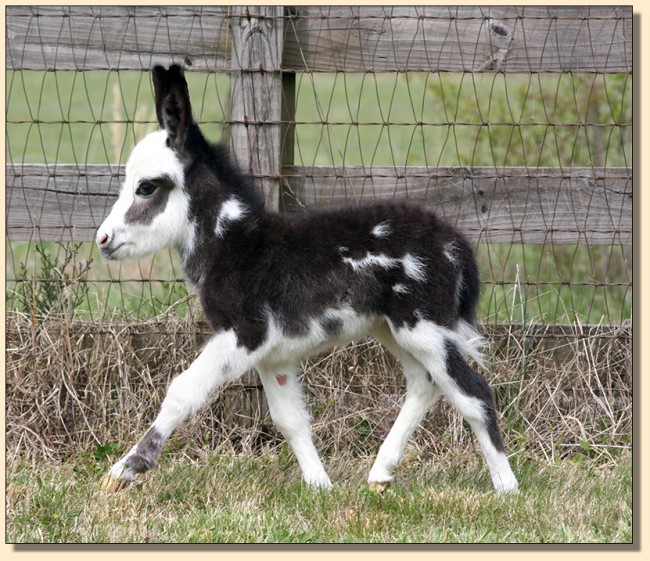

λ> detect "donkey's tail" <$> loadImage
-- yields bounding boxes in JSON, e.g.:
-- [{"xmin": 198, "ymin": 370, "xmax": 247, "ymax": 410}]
[{"xmin": 457, "ymin": 242, "xmax": 481, "ymax": 327}]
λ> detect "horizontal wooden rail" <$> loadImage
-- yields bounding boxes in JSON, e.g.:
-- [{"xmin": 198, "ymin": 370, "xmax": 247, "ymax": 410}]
[
  {"xmin": 5, "ymin": 6, "xmax": 232, "ymax": 72},
  {"xmin": 282, "ymin": 165, "xmax": 632, "ymax": 244},
  {"xmin": 6, "ymin": 164, "xmax": 631, "ymax": 245},
  {"xmin": 283, "ymin": 6, "xmax": 632, "ymax": 73},
  {"xmin": 7, "ymin": 6, "xmax": 632, "ymax": 74},
  {"xmin": 6, "ymin": 164, "xmax": 122, "ymax": 242}
]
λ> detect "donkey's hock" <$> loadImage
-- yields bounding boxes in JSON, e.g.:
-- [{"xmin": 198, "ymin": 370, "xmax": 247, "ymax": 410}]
[{"xmin": 97, "ymin": 65, "xmax": 518, "ymax": 495}]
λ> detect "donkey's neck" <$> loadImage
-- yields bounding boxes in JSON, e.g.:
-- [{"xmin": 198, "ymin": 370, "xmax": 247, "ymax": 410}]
[
  {"xmin": 179, "ymin": 188, "xmax": 266, "ymax": 289},
  {"xmin": 170, "ymin": 130, "xmax": 267, "ymax": 288},
  {"xmin": 177, "ymin": 222, "xmax": 203, "ymax": 288}
]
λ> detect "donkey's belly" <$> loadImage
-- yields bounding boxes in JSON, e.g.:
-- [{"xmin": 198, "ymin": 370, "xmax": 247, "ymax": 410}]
[{"xmin": 257, "ymin": 308, "xmax": 380, "ymax": 367}]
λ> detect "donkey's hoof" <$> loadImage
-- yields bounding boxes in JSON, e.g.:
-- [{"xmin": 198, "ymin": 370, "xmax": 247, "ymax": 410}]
[
  {"xmin": 100, "ymin": 473, "xmax": 130, "ymax": 492},
  {"xmin": 368, "ymin": 481, "xmax": 392, "ymax": 494}
]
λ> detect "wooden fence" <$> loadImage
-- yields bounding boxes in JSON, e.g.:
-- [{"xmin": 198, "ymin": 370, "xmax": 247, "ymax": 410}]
[
  {"xmin": 6, "ymin": 5, "xmax": 632, "ymax": 247},
  {"xmin": 4, "ymin": 5, "xmax": 633, "ymax": 461}
]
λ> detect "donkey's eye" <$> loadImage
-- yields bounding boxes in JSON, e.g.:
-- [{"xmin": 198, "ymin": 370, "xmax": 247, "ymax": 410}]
[{"xmin": 136, "ymin": 182, "xmax": 157, "ymax": 197}]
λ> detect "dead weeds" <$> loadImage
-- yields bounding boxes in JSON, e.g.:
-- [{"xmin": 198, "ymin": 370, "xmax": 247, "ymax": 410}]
[{"xmin": 5, "ymin": 312, "xmax": 632, "ymax": 467}]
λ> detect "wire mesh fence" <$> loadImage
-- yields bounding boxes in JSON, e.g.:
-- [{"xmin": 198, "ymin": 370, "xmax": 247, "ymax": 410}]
[
  {"xmin": 5, "ymin": 6, "xmax": 633, "ymax": 461},
  {"xmin": 6, "ymin": 5, "xmax": 632, "ymax": 327}
]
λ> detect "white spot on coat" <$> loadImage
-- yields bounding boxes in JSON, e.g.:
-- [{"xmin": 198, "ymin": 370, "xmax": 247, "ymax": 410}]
[
  {"xmin": 343, "ymin": 252, "xmax": 427, "ymax": 283},
  {"xmin": 343, "ymin": 252, "xmax": 400, "ymax": 274},
  {"xmin": 372, "ymin": 221, "xmax": 392, "ymax": 238},
  {"xmin": 402, "ymin": 253, "xmax": 427, "ymax": 282},
  {"xmin": 215, "ymin": 197, "xmax": 248, "ymax": 238},
  {"xmin": 392, "ymin": 283, "xmax": 410, "ymax": 295},
  {"xmin": 444, "ymin": 240, "xmax": 460, "ymax": 266}
]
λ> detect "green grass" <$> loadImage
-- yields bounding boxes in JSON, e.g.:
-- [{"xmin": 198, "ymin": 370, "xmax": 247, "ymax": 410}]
[
  {"xmin": 475, "ymin": 242, "xmax": 632, "ymax": 325},
  {"xmin": 6, "ymin": 450, "xmax": 632, "ymax": 543},
  {"xmin": 293, "ymin": 72, "xmax": 631, "ymax": 168},
  {"xmin": 6, "ymin": 70, "xmax": 229, "ymax": 165},
  {"xmin": 5, "ymin": 240, "xmax": 192, "ymax": 321},
  {"xmin": 7, "ymin": 70, "xmax": 631, "ymax": 168}
]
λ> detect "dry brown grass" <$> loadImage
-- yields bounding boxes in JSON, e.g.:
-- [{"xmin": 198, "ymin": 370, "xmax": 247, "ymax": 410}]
[{"xmin": 5, "ymin": 311, "xmax": 631, "ymax": 467}]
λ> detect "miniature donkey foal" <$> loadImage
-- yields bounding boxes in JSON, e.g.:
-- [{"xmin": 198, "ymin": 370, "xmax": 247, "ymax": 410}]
[{"xmin": 97, "ymin": 65, "xmax": 518, "ymax": 494}]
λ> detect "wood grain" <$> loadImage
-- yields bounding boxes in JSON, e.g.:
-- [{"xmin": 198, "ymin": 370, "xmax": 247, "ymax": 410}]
[
  {"xmin": 6, "ymin": 5, "xmax": 632, "ymax": 246},
  {"xmin": 229, "ymin": 6, "xmax": 289, "ymax": 210},
  {"xmin": 282, "ymin": 165, "xmax": 632, "ymax": 245},
  {"xmin": 7, "ymin": 6, "xmax": 632, "ymax": 74},
  {"xmin": 6, "ymin": 164, "xmax": 122, "ymax": 242},
  {"xmin": 6, "ymin": 6, "xmax": 232, "ymax": 72},
  {"xmin": 6, "ymin": 164, "xmax": 631, "ymax": 245},
  {"xmin": 282, "ymin": 6, "xmax": 632, "ymax": 73}
]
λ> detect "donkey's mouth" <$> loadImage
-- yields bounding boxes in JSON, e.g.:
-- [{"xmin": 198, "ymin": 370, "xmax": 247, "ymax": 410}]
[{"xmin": 100, "ymin": 242, "xmax": 127, "ymax": 260}]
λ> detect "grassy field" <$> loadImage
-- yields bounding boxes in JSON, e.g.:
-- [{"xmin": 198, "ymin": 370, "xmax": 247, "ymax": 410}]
[
  {"xmin": 6, "ymin": 449, "xmax": 632, "ymax": 544},
  {"xmin": 5, "ymin": 308, "xmax": 632, "ymax": 544},
  {"xmin": 5, "ymin": 69, "xmax": 633, "ymax": 544},
  {"xmin": 6, "ymin": 70, "xmax": 631, "ymax": 168}
]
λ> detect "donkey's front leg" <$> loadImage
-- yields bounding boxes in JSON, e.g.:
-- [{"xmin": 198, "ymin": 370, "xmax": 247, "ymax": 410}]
[
  {"xmin": 101, "ymin": 330, "xmax": 253, "ymax": 491},
  {"xmin": 257, "ymin": 366, "xmax": 332, "ymax": 489}
]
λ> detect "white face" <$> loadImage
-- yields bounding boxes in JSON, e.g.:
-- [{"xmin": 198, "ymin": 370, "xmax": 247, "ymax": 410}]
[{"xmin": 96, "ymin": 130, "xmax": 195, "ymax": 260}]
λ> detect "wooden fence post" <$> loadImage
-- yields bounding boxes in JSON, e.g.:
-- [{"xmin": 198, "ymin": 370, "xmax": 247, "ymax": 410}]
[
  {"xmin": 226, "ymin": 6, "xmax": 294, "ymax": 429},
  {"xmin": 229, "ymin": 5, "xmax": 293, "ymax": 211}
]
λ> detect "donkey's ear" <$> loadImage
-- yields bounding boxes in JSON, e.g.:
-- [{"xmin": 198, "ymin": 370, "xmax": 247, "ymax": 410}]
[{"xmin": 152, "ymin": 65, "xmax": 192, "ymax": 152}]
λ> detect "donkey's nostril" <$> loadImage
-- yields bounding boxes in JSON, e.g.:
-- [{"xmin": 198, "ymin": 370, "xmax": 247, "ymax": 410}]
[{"xmin": 98, "ymin": 232, "xmax": 109, "ymax": 246}]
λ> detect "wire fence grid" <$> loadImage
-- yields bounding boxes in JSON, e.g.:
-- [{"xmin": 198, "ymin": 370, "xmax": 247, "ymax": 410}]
[
  {"xmin": 5, "ymin": 5, "xmax": 632, "ymax": 331},
  {"xmin": 4, "ymin": 6, "xmax": 633, "ymax": 461}
]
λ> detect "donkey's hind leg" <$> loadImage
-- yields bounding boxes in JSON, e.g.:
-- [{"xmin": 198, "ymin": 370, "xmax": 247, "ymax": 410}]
[
  {"xmin": 367, "ymin": 325, "xmax": 442, "ymax": 491},
  {"xmin": 389, "ymin": 320, "xmax": 518, "ymax": 494},
  {"xmin": 257, "ymin": 365, "xmax": 332, "ymax": 489},
  {"xmin": 443, "ymin": 341, "xmax": 518, "ymax": 493}
]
